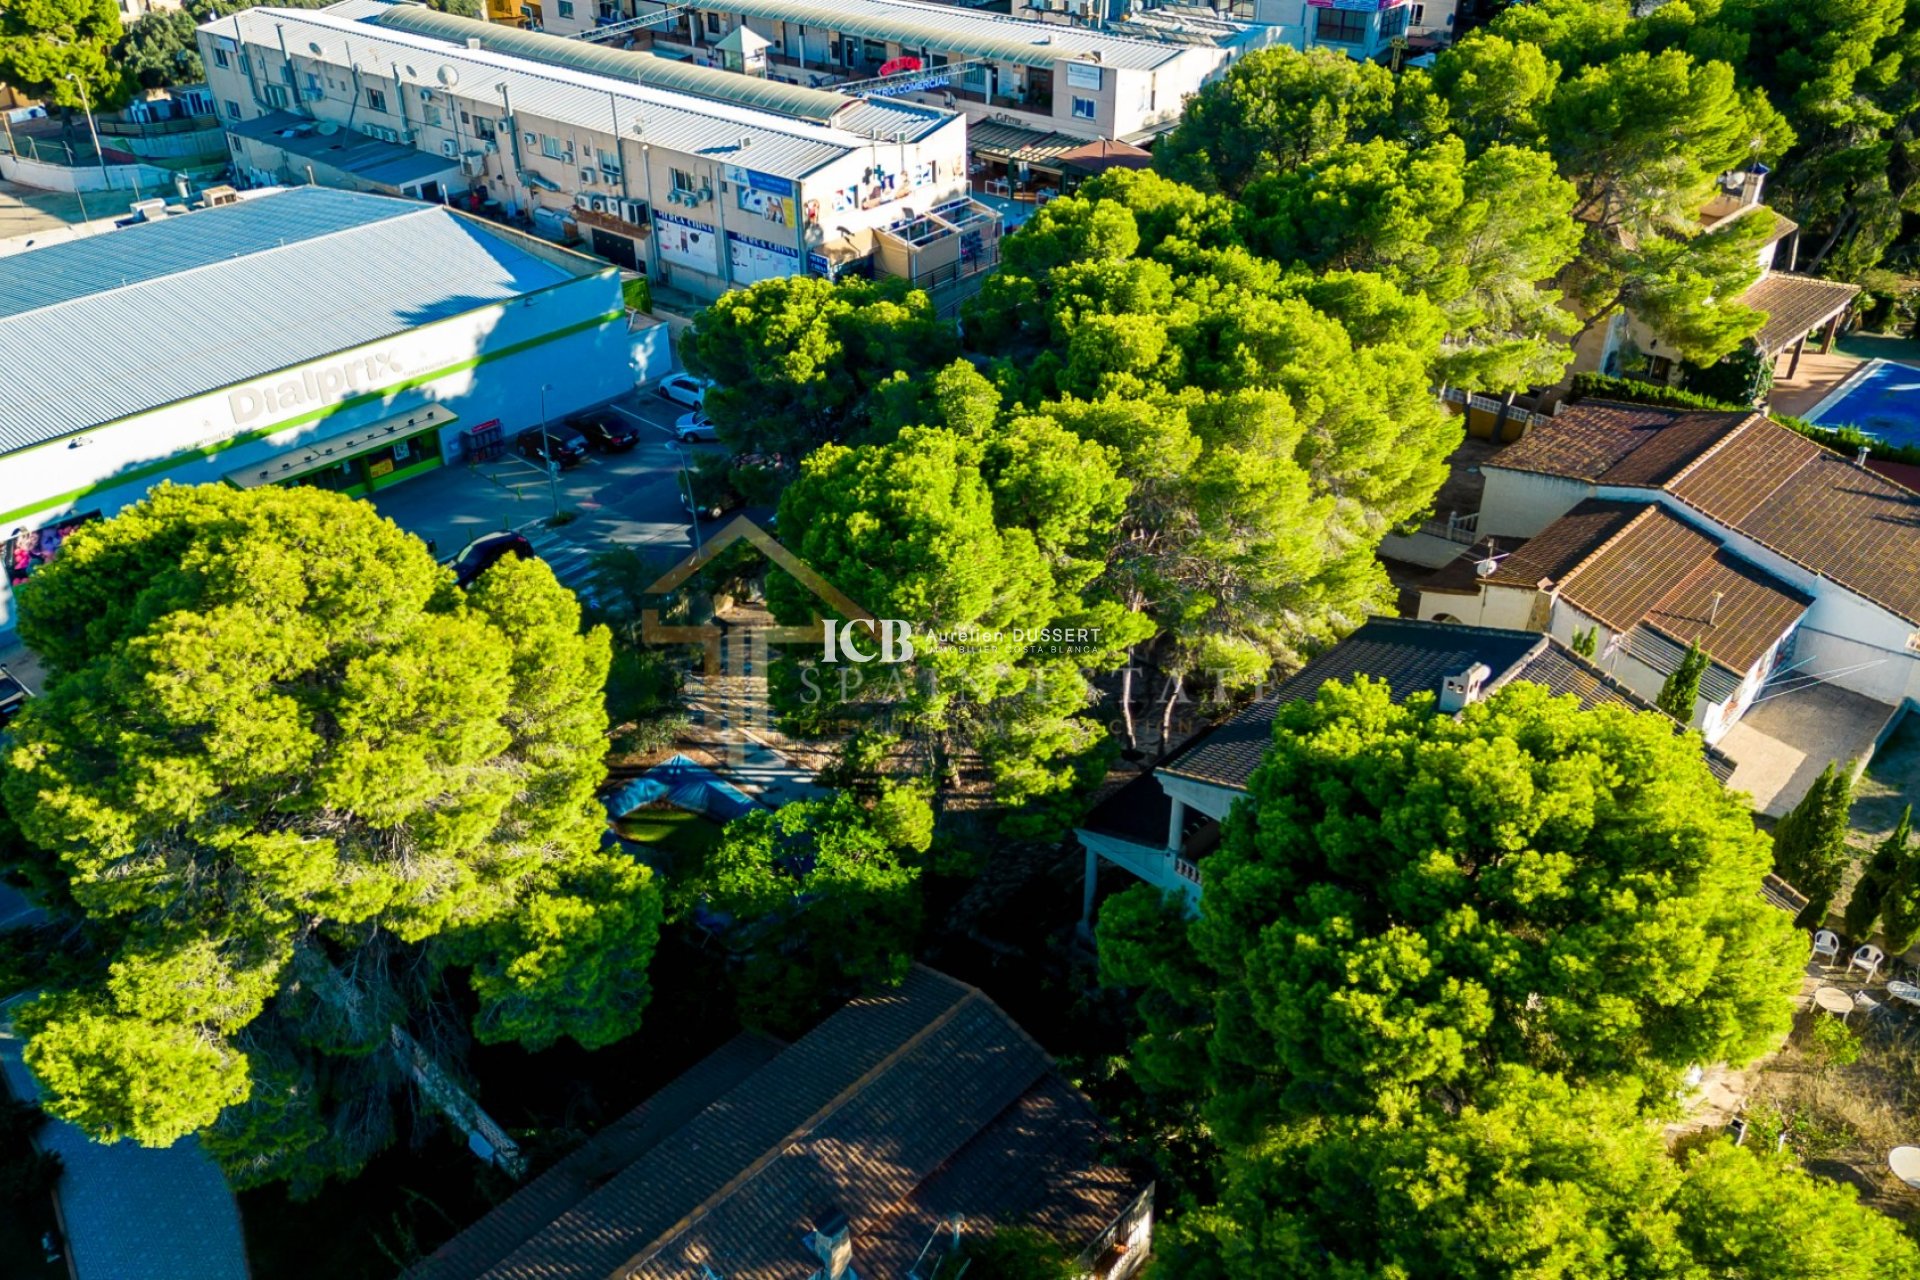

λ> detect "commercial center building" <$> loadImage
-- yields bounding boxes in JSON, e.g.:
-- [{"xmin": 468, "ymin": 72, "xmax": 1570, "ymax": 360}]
[
  {"xmin": 0, "ymin": 185, "xmax": 660, "ymax": 633},
  {"xmin": 200, "ymin": 2, "xmax": 992, "ymax": 297}
]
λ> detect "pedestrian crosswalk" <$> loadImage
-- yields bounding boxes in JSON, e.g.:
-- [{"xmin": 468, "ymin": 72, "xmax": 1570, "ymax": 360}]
[{"xmin": 520, "ymin": 526, "xmax": 601, "ymax": 604}]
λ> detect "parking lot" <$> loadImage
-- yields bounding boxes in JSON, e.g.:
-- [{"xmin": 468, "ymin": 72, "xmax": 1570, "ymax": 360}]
[{"xmin": 368, "ymin": 384, "xmax": 723, "ymax": 595}]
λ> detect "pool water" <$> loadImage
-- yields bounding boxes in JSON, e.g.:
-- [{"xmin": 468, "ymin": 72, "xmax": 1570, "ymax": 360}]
[{"xmin": 1810, "ymin": 359, "xmax": 1920, "ymax": 447}]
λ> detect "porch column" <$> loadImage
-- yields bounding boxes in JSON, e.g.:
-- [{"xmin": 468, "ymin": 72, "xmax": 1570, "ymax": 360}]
[
  {"xmin": 1165, "ymin": 796, "xmax": 1186, "ymax": 853},
  {"xmin": 1787, "ymin": 335, "xmax": 1806, "ymax": 380},
  {"xmin": 1821, "ymin": 312, "xmax": 1843, "ymax": 354}
]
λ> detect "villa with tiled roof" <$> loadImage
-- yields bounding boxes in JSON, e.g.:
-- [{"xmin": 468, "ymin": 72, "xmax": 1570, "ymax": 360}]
[{"xmin": 1418, "ymin": 398, "xmax": 1920, "ymax": 738}]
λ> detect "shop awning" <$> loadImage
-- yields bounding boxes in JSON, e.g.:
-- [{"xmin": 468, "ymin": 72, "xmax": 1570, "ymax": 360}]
[
  {"xmin": 226, "ymin": 404, "xmax": 456, "ymax": 489},
  {"xmin": 967, "ymin": 121, "xmax": 1083, "ymax": 171}
]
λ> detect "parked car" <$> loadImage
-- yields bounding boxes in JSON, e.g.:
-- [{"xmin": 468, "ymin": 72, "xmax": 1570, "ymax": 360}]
[
  {"xmin": 570, "ymin": 412, "xmax": 640, "ymax": 453},
  {"xmin": 451, "ymin": 532, "xmax": 535, "ymax": 588},
  {"xmin": 674, "ymin": 411, "xmax": 719, "ymax": 443},
  {"xmin": 515, "ymin": 423, "xmax": 589, "ymax": 468},
  {"xmin": 0, "ymin": 665, "xmax": 31, "ymax": 728},
  {"xmin": 656, "ymin": 373, "xmax": 711, "ymax": 408}
]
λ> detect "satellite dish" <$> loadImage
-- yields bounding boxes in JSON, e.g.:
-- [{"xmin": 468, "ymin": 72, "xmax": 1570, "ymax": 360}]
[
  {"xmin": 316, "ymin": 121, "xmax": 339, "ymax": 136},
  {"xmin": 437, "ymin": 65, "xmax": 459, "ymax": 87}
]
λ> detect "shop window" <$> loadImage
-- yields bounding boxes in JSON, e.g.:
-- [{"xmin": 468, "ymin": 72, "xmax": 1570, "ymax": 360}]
[
  {"xmin": 1379, "ymin": 5, "xmax": 1409, "ymax": 38},
  {"xmin": 1071, "ymin": 96, "xmax": 1097, "ymax": 120},
  {"xmin": 704, "ymin": 11, "xmax": 721, "ymax": 34}
]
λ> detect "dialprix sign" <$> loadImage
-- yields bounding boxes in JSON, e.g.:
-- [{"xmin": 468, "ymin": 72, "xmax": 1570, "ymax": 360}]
[{"xmin": 227, "ymin": 349, "xmax": 407, "ymax": 426}]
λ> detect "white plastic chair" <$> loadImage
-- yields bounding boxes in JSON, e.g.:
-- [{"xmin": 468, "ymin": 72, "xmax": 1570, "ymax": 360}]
[
  {"xmin": 1812, "ymin": 930, "xmax": 1842, "ymax": 965},
  {"xmin": 1854, "ymin": 990, "xmax": 1883, "ymax": 1021},
  {"xmin": 1849, "ymin": 944, "xmax": 1887, "ymax": 982}
]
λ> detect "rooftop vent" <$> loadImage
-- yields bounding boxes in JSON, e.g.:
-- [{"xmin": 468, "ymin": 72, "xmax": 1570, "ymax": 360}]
[
  {"xmin": 1438, "ymin": 663, "xmax": 1492, "ymax": 714},
  {"xmin": 1857, "ymin": 445, "xmax": 1872, "ymax": 468}
]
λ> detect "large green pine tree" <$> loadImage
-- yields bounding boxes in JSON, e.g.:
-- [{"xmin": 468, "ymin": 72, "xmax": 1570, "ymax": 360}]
[{"xmin": 0, "ymin": 485, "xmax": 659, "ymax": 1191}]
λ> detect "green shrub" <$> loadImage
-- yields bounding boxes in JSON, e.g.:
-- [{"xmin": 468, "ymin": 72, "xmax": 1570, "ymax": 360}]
[{"xmin": 1808, "ymin": 1015, "xmax": 1861, "ymax": 1069}]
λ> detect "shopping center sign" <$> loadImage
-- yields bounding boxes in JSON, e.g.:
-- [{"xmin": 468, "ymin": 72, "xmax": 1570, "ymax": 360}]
[{"xmin": 227, "ymin": 348, "xmax": 407, "ymax": 426}]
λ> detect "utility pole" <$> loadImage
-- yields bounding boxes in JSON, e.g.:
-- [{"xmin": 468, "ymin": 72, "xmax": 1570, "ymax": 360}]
[
  {"xmin": 675, "ymin": 440, "xmax": 702, "ymax": 552},
  {"xmin": 66, "ymin": 74, "xmax": 112, "ymax": 193},
  {"xmin": 539, "ymin": 383, "xmax": 560, "ymax": 518}
]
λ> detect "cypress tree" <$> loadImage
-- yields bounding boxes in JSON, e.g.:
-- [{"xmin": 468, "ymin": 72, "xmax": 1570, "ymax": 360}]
[
  {"xmin": 1656, "ymin": 641, "xmax": 1709, "ymax": 723},
  {"xmin": 1772, "ymin": 762, "xmax": 1856, "ymax": 931},
  {"xmin": 1843, "ymin": 805, "xmax": 1910, "ymax": 942}
]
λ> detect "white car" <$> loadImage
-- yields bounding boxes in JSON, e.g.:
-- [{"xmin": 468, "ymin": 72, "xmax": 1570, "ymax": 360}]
[
  {"xmin": 656, "ymin": 372, "xmax": 711, "ymax": 408},
  {"xmin": 674, "ymin": 411, "xmax": 719, "ymax": 443}
]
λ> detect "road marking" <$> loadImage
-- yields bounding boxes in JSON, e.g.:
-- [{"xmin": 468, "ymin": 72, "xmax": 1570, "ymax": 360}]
[{"xmin": 611, "ymin": 403, "xmax": 679, "ymax": 437}]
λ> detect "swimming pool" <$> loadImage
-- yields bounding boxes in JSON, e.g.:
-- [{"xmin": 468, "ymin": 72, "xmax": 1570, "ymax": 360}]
[{"xmin": 1808, "ymin": 359, "xmax": 1920, "ymax": 447}]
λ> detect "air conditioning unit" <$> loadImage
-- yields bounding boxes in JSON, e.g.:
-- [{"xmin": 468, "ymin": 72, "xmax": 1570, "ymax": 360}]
[
  {"xmin": 440, "ymin": 138, "xmax": 458, "ymax": 157},
  {"xmin": 581, "ymin": 167, "xmax": 597, "ymax": 185},
  {"xmin": 589, "ymin": 195, "xmax": 608, "ymax": 212},
  {"xmin": 562, "ymin": 147, "xmax": 575, "ymax": 162},
  {"xmin": 574, "ymin": 190, "xmax": 593, "ymax": 210}
]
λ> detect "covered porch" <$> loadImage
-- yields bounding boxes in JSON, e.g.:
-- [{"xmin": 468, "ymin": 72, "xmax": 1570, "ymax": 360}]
[{"xmin": 1744, "ymin": 272, "xmax": 1863, "ymax": 382}]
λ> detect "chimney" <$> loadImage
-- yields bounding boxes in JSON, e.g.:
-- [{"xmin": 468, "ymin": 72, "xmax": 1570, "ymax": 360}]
[
  {"xmin": 1857, "ymin": 445, "xmax": 1871, "ymax": 468},
  {"xmin": 467, "ymin": 36, "xmax": 482, "ymax": 48},
  {"xmin": 808, "ymin": 1206, "xmax": 853, "ymax": 1280},
  {"xmin": 1438, "ymin": 663, "xmax": 1492, "ymax": 714}
]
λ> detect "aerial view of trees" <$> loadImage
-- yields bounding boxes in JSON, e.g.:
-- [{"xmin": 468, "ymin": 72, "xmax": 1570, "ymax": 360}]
[
  {"xmin": 1097, "ymin": 679, "xmax": 1908, "ymax": 1277},
  {"xmin": 0, "ymin": 486, "xmax": 659, "ymax": 1191}
]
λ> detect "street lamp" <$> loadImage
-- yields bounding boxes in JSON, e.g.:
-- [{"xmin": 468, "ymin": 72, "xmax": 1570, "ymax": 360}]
[
  {"xmin": 65, "ymin": 74, "xmax": 112, "ymax": 193},
  {"xmin": 538, "ymin": 383, "xmax": 559, "ymax": 519},
  {"xmin": 675, "ymin": 440, "xmax": 703, "ymax": 553}
]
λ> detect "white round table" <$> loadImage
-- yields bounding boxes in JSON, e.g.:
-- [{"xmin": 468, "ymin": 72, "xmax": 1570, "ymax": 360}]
[
  {"xmin": 1813, "ymin": 986, "xmax": 1855, "ymax": 1017},
  {"xmin": 1890, "ymin": 1146, "xmax": 1920, "ymax": 1189}
]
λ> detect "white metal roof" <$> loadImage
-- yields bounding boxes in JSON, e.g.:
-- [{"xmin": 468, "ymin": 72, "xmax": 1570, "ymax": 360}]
[
  {"xmin": 0, "ymin": 187, "xmax": 590, "ymax": 454},
  {"xmin": 699, "ymin": 0, "xmax": 1197, "ymax": 70},
  {"xmin": 218, "ymin": 7, "xmax": 955, "ymax": 182}
]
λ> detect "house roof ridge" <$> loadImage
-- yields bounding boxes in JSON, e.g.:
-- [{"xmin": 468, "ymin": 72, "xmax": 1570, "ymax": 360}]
[
  {"xmin": 1549, "ymin": 503, "xmax": 1666, "ymax": 605},
  {"xmin": 617, "ymin": 981, "xmax": 1030, "ymax": 1276},
  {"xmin": 1659, "ymin": 410, "xmax": 1769, "ymax": 490}
]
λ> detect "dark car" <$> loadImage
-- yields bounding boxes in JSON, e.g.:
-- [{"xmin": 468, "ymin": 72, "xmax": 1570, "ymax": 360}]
[
  {"xmin": 570, "ymin": 413, "xmax": 641, "ymax": 453},
  {"xmin": 515, "ymin": 424, "xmax": 589, "ymax": 468},
  {"xmin": 451, "ymin": 532, "xmax": 535, "ymax": 588},
  {"xmin": 0, "ymin": 665, "xmax": 30, "ymax": 728}
]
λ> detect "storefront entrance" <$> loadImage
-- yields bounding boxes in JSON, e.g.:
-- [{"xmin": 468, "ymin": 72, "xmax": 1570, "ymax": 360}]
[{"xmin": 225, "ymin": 404, "xmax": 455, "ymax": 500}]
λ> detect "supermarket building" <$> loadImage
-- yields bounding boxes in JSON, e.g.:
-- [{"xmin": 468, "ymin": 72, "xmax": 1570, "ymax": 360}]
[{"xmin": 0, "ymin": 184, "xmax": 663, "ymax": 633}]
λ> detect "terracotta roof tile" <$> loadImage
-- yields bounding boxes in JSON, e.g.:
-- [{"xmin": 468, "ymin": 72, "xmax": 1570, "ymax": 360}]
[
  {"xmin": 1488, "ymin": 500, "xmax": 1644, "ymax": 588},
  {"xmin": 1557, "ymin": 507, "xmax": 1721, "ymax": 631},
  {"xmin": 1595, "ymin": 411, "xmax": 1758, "ymax": 487},
  {"xmin": 1494, "ymin": 401, "xmax": 1920, "ymax": 625},
  {"xmin": 1741, "ymin": 273, "xmax": 1862, "ymax": 357},
  {"xmin": 1487, "ymin": 401, "xmax": 1691, "ymax": 481},
  {"xmin": 1642, "ymin": 551, "xmax": 1813, "ymax": 673}
]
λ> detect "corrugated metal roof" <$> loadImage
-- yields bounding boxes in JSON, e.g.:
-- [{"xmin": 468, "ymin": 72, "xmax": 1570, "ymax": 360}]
[
  {"xmin": 222, "ymin": 7, "xmax": 953, "ymax": 180},
  {"xmin": 374, "ymin": 5, "xmax": 856, "ymax": 125},
  {"xmin": 230, "ymin": 110, "xmax": 461, "ymax": 186},
  {"xmin": 706, "ymin": 0, "xmax": 1191, "ymax": 70},
  {"xmin": 0, "ymin": 187, "xmax": 589, "ymax": 454}
]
